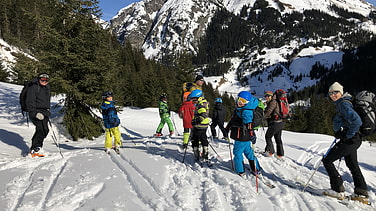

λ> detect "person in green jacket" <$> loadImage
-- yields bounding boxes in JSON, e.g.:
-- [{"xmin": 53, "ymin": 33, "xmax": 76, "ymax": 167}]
[{"xmin": 155, "ymin": 93, "xmax": 174, "ymax": 137}]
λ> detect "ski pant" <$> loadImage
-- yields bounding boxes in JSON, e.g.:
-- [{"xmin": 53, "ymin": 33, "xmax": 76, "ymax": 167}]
[
  {"xmin": 105, "ymin": 126, "xmax": 122, "ymax": 149},
  {"xmin": 322, "ymin": 133, "xmax": 368, "ymax": 196},
  {"xmin": 183, "ymin": 128, "xmax": 192, "ymax": 144},
  {"xmin": 265, "ymin": 121, "xmax": 284, "ymax": 156},
  {"xmin": 30, "ymin": 116, "xmax": 49, "ymax": 150},
  {"xmin": 210, "ymin": 121, "xmax": 228, "ymax": 138},
  {"xmin": 234, "ymin": 140, "xmax": 260, "ymax": 174},
  {"xmin": 156, "ymin": 116, "xmax": 174, "ymax": 133},
  {"xmin": 191, "ymin": 128, "xmax": 208, "ymax": 148}
]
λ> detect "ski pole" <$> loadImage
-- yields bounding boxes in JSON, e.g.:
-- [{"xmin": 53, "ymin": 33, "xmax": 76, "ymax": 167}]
[
  {"xmin": 227, "ymin": 138, "xmax": 234, "ymax": 171},
  {"xmin": 254, "ymin": 159, "xmax": 259, "ymax": 193},
  {"xmin": 208, "ymin": 142, "xmax": 222, "ymax": 161},
  {"xmin": 302, "ymin": 138, "xmax": 337, "ymax": 191},
  {"xmin": 48, "ymin": 120, "xmax": 64, "ymax": 158}
]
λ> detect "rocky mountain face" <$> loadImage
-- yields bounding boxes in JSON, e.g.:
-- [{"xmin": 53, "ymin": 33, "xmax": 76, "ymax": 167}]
[
  {"xmin": 108, "ymin": 0, "xmax": 376, "ymax": 94},
  {"xmin": 109, "ymin": 0, "xmax": 374, "ymax": 59},
  {"xmin": 110, "ymin": 0, "xmax": 222, "ymax": 59}
]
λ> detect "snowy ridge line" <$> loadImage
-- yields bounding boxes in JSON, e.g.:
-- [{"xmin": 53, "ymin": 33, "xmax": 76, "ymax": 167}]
[{"xmin": 108, "ymin": 150, "xmax": 178, "ymax": 210}]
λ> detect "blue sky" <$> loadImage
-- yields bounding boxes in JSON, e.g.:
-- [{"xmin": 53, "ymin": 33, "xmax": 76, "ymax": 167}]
[
  {"xmin": 368, "ymin": 0, "xmax": 376, "ymax": 6},
  {"xmin": 98, "ymin": 0, "xmax": 138, "ymax": 21}
]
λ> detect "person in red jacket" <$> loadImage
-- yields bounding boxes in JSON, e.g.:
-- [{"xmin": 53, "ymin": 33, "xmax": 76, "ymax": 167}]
[{"xmin": 178, "ymin": 94, "xmax": 195, "ymax": 149}]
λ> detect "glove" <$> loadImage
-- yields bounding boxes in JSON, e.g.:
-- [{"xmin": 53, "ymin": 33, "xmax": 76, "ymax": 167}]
[
  {"xmin": 35, "ymin": 113, "xmax": 44, "ymax": 120},
  {"xmin": 334, "ymin": 130, "xmax": 346, "ymax": 140}
]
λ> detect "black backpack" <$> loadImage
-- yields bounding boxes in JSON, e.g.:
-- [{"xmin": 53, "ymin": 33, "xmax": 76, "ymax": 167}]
[
  {"xmin": 352, "ymin": 91, "xmax": 376, "ymax": 137},
  {"xmin": 19, "ymin": 78, "xmax": 37, "ymax": 114},
  {"xmin": 227, "ymin": 103, "xmax": 264, "ymax": 141}
]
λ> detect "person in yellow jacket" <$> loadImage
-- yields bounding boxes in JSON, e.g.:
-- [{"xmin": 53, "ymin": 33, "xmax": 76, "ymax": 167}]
[
  {"xmin": 189, "ymin": 89, "xmax": 210, "ymax": 162},
  {"xmin": 181, "ymin": 75, "xmax": 205, "ymax": 102},
  {"xmin": 101, "ymin": 91, "xmax": 122, "ymax": 154}
]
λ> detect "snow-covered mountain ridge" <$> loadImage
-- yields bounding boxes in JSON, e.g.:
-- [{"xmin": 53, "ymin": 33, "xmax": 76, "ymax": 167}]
[
  {"xmin": 109, "ymin": 0, "xmax": 376, "ymax": 95},
  {"xmin": 110, "ymin": 0, "xmax": 375, "ymax": 59}
]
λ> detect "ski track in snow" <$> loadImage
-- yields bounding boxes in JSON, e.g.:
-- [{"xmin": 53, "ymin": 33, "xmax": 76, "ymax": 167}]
[{"xmin": 1, "ymin": 127, "xmax": 375, "ymax": 211}]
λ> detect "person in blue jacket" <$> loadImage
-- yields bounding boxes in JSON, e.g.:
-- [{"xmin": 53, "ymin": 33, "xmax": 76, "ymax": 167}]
[
  {"xmin": 226, "ymin": 91, "xmax": 261, "ymax": 176},
  {"xmin": 322, "ymin": 82, "xmax": 368, "ymax": 202},
  {"xmin": 101, "ymin": 91, "xmax": 122, "ymax": 154}
]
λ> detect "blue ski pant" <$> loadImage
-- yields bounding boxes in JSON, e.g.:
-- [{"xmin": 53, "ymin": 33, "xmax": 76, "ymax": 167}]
[{"xmin": 233, "ymin": 140, "xmax": 260, "ymax": 173}]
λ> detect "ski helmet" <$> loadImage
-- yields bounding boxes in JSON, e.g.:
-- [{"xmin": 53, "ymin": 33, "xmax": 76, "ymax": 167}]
[
  {"xmin": 38, "ymin": 73, "xmax": 50, "ymax": 79},
  {"xmin": 102, "ymin": 91, "xmax": 113, "ymax": 100},
  {"xmin": 189, "ymin": 89, "xmax": 203, "ymax": 98},
  {"xmin": 237, "ymin": 91, "xmax": 252, "ymax": 104},
  {"xmin": 160, "ymin": 92, "xmax": 168, "ymax": 100},
  {"xmin": 215, "ymin": 98, "xmax": 222, "ymax": 103}
]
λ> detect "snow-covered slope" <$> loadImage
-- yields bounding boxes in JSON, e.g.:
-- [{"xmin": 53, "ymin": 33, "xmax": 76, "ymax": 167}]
[{"xmin": 1, "ymin": 81, "xmax": 376, "ymax": 210}]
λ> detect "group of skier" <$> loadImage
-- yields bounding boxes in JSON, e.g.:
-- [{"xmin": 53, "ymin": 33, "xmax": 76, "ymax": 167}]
[
  {"xmin": 149, "ymin": 77, "xmax": 369, "ymax": 203},
  {"xmin": 23, "ymin": 72, "xmax": 369, "ymax": 204}
]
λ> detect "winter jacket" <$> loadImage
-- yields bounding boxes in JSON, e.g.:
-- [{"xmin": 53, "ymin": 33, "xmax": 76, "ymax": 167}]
[
  {"xmin": 264, "ymin": 95, "xmax": 283, "ymax": 123},
  {"xmin": 101, "ymin": 101, "xmax": 120, "ymax": 129},
  {"xmin": 178, "ymin": 101, "xmax": 195, "ymax": 128},
  {"xmin": 158, "ymin": 100, "xmax": 170, "ymax": 118},
  {"xmin": 333, "ymin": 93, "xmax": 362, "ymax": 139},
  {"xmin": 212, "ymin": 103, "xmax": 226, "ymax": 124},
  {"xmin": 25, "ymin": 78, "xmax": 51, "ymax": 119},
  {"xmin": 192, "ymin": 97, "xmax": 210, "ymax": 129},
  {"xmin": 226, "ymin": 96, "xmax": 259, "ymax": 142}
]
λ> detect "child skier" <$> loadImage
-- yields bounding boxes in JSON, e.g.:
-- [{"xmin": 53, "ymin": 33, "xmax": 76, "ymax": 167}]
[
  {"xmin": 226, "ymin": 91, "xmax": 261, "ymax": 176},
  {"xmin": 155, "ymin": 93, "xmax": 174, "ymax": 137},
  {"xmin": 189, "ymin": 89, "xmax": 210, "ymax": 162},
  {"xmin": 210, "ymin": 97, "xmax": 228, "ymax": 139},
  {"xmin": 101, "ymin": 91, "xmax": 122, "ymax": 154},
  {"xmin": 178, "ymin": 94, "xmax": 195, "ymax": 149}
]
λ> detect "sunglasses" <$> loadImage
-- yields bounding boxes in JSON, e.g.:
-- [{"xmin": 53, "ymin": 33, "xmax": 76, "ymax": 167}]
[
  {"xmin": 328, "ymin": 91, "xmax": 339, "ymax": 96},
  {"xmin": 237, "ymin": 97, "xmax": 249, "ymax": 104},
  {"xmin": 39, "ymin": 77, "xmax": 49, "ymax": 82}
]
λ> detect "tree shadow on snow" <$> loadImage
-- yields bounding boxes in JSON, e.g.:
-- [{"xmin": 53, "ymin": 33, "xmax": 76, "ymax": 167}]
[{"xmin": 0, "ymin": 128, "xmax": 30, "ymax": 155}]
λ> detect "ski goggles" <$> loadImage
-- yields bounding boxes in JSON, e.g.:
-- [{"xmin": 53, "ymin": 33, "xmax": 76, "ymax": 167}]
[
  {"xmin": 237, "ymin": 97, "xmax": 249, "ymax": 104},
  {"xmin": 39, "ymin": 77, "xmax": 49, "ymax": 82},
  {"xmin": 328, "ymin": 91, "xmax": 339, "ymax": 96}
]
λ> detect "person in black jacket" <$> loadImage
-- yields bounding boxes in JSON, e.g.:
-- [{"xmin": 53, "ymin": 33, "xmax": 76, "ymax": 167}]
[
  {"xmin": 210, "ymin": 98, "xmax": 228, "ymax": 139},
  {"xmin": 25, "ymin": 73, "xmax": 51, "ymax": 156}
]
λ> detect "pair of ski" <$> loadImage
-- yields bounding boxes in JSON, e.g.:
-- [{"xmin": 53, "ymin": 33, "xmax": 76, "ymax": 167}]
[
  {"xmin": 105, "ymin": 146, "xmax": 121, "ymax": 155},
  {"xmin": 281, "ymin": 178, "xmax": 371, "ymax": 206}
]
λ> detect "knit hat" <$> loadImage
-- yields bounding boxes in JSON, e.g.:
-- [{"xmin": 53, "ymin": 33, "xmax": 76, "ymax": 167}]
[
  {"xmin": 264, "ymin": 91, "xmax": 273, "ymax": 97},
  {"xmin": 329, "ymin": 82, "xmax": 343, "ymax": 95},
  {"xmin": 195, "ymin": 75, "xmax": 204, "ymax": 82}
]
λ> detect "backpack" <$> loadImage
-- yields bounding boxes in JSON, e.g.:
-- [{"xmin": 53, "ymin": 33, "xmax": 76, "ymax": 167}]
[
  {"xmin": 252, "ymin": 99, "xmax": 266, "ymax": 130},
  {"xmin": 227, "ymin": 100, "xmax": 265, "ymax": 141},
  {"xmin": 275, "ymin": 89, "xmax": 292, "ymax": 120},
  {"xmin": 19, "ymin": 78, "xmax": 37, "ymax": 114},
  {"xmin": 182, "ymin": 82, "xmax": 194, "ymax": 93},
  {"xmin": 352, "ymin": 90, "xmax": 376, "ymax": 137}
]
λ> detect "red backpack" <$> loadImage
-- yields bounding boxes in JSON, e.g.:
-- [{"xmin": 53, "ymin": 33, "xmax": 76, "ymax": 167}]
[{"xmin": 275, "ymin": 89, "xmax": 292, "ymax": 120}]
